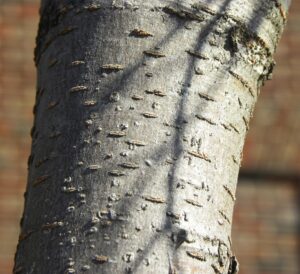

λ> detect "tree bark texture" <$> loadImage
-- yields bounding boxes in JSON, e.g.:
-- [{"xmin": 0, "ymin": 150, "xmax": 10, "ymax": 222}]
[{"xmin": 14, "ymin": 0, "xmax": 289, "ymax": 273}]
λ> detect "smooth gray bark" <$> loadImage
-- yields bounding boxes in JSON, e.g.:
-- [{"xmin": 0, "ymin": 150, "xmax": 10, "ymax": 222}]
[{"xmin": 14, "ymin": 0, "xmax": 289, "ymax": 273}]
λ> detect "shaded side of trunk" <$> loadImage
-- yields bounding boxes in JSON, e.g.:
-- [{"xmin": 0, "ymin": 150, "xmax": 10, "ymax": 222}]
[{"xmin": 14, "ymin": 1, "xmax": 288, "ymax": 273}]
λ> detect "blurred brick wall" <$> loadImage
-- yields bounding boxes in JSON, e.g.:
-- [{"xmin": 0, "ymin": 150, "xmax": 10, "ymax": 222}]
[
  {"xmin": 0, "ymin": 1, "xmax": 39, "ymax": 273},
  {"xmin": 0, "ymin": 1, "xmax": 299, "ymax": 274},
  {"xmin": 233, "ymin": 180, "xmax": 299, "ymax": 274},
  {"xmin": 233, "ymin": 2, "xmax": 300, "ymax": 272},
  {"xmin": 242, "ymin": 1, "xmax": 300, "ymax": 173}
]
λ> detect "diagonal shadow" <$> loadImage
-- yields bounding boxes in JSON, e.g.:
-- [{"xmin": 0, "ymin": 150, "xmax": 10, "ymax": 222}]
[
  {"xmin": 103, "ymin": 0, "xmax": 284, "ymax": 240},
  {"xmin": 128, "ymin": 0, "xmax": 282, "ymax": 272},
  {"xmin": 129, "ymin": 0, "xmax": 235, "ymax": 272}
]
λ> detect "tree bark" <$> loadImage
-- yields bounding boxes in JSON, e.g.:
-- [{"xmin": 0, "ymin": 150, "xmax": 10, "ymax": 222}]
[{"xmin": 14, "ymin": 0, "xmax": 290, "ymax": 273}]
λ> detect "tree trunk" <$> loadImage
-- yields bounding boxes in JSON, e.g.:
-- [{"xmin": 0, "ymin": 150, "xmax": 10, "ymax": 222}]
[{"xmin": 14, "ymin": 0, "xmax": 289, "ymax": 273}]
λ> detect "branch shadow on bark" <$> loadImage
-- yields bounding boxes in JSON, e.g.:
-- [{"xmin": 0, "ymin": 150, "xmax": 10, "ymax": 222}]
[
  {"xmin": 127, "ymin": 1, "xmax": 280, "ymax": 272},
  {"xmin": 128, "ymin": 0, "xmax": 236, "ymax": 272}
]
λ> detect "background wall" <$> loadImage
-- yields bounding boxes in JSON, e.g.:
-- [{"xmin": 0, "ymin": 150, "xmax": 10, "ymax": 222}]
[
  {"xmin": 0, "ymin": 1, "xmax": 299, "ymax": 273},
  {"xmin": 0, "ymin": 1, "xmax": 38, "ymax": 272},
  {"xmin": 233, "ymin": 1, "xmax": 300, "ymax": 273}
]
